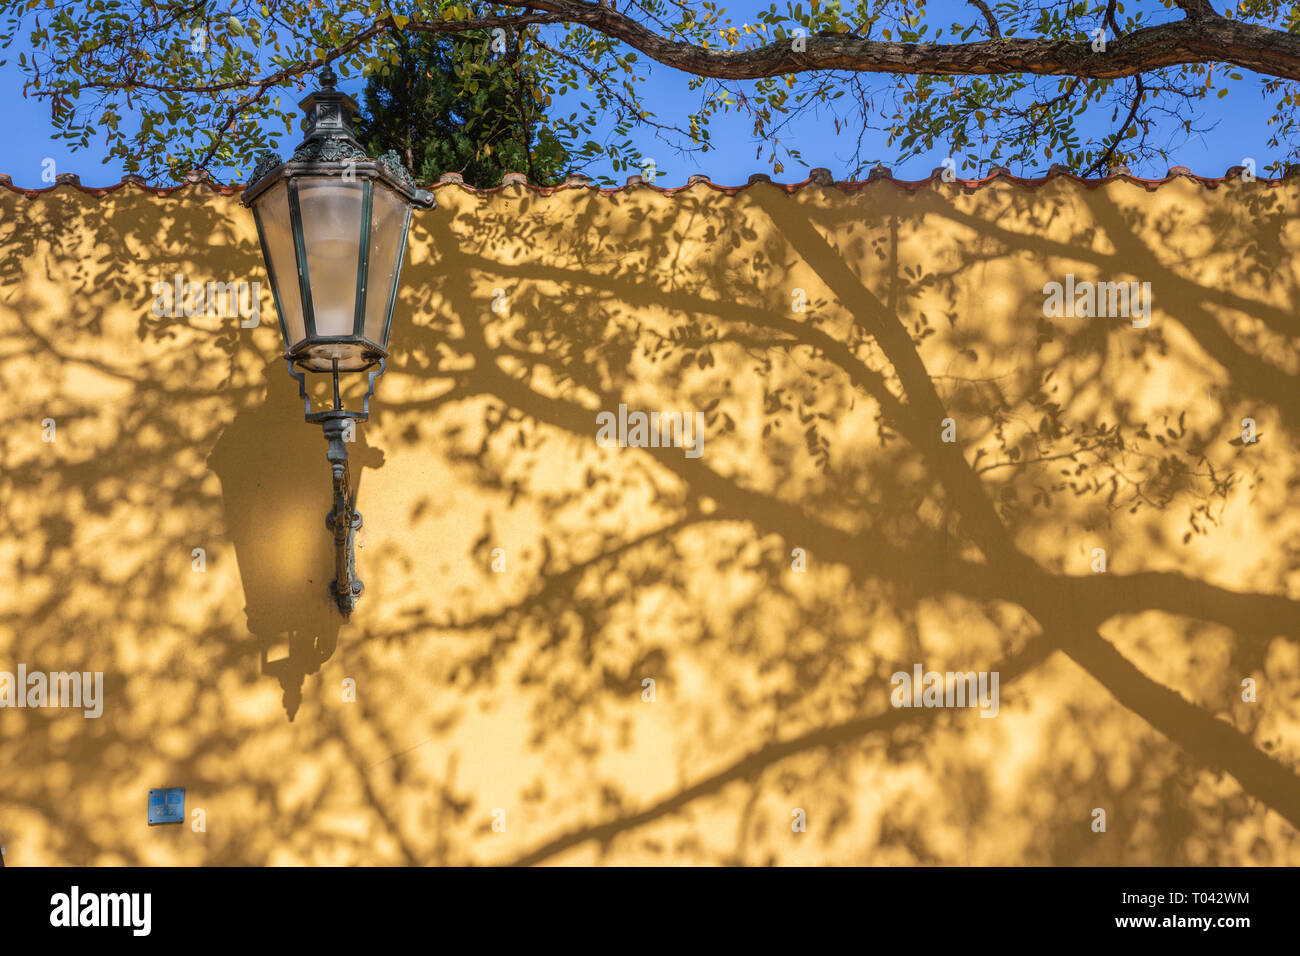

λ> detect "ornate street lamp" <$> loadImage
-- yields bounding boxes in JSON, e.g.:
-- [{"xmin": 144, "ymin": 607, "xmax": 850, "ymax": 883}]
[{"xmin": 241, "ymin": 64, "xmax": 433, "ymax": 615}]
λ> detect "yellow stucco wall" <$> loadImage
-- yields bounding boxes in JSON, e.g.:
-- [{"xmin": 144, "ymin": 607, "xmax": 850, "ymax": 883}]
[{"xmin": 1, "ymin": 174, "xmax": 1297, "ymax": 865}]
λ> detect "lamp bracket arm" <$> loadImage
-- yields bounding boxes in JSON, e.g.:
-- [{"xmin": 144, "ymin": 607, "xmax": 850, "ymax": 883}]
[
  {"xmin": 321, "ymin": 416, "xmax": 363, "ymax": 616},
  {"xmin": 287, "ymin": 358, "xmax": 386, "ymax": 423}
]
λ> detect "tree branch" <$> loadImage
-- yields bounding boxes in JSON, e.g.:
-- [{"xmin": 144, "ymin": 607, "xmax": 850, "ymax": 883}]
[
  {"xmin": 967, "ymin": 0, "xmax": 1002, "ymax": 40},
  {"xmin": 479, "ymin": 0, "xmax": 1297, "ymax": 81}
]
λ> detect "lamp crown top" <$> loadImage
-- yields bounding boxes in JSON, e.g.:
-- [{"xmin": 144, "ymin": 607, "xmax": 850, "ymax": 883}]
[
  {"xmin": 298, "ymin": 64, "xmax": 359, "ymax": 143},
  {"xmin": 242, "ymin": 62, "xmax": 433, "ymax": 206}
]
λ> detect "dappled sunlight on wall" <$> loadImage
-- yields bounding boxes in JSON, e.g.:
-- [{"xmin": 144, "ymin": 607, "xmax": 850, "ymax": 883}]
[{"xmin": 0, "ymin": 174, "xmax": 1296, "ymax": 865}]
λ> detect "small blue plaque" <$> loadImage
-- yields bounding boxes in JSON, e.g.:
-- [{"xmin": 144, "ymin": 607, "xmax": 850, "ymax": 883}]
[{"xmin": 148, "ymin": 787, "xmax": 185, "ymax": 825}]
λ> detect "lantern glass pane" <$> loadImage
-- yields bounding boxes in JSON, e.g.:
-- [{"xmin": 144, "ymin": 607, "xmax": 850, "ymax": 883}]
[
  {"xmin": 363, "ymin": 187, "xmax": 410, "ymax": 347},
  {"xmin": 253, "ymin": 180, "xmax": 306, "ymax": 349},
  {"xmin": 296, "ymin": 177, "xmax": 364, "ymax": 337}
]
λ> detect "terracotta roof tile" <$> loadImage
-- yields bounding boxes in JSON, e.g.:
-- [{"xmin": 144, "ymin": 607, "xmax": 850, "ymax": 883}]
[{"xmin": 3, "ymin": 166, "xmax": 1299, "ymax": 200}]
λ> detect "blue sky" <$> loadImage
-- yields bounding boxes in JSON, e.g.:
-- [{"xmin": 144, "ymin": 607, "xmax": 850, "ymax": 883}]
[{"xmin": 0, "ymin": 2, "xmax": 1285, "ymax": 188}]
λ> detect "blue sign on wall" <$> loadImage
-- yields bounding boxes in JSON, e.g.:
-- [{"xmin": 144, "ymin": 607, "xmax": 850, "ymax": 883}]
[{"xmin": 148, "ymin": 787, "xmax": 185, "ymax": 825}]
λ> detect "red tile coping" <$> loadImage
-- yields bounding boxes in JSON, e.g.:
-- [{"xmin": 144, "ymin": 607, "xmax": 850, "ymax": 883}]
[{"xmin": 0, "ymin": 165, "xmax": 1294, "ymax": 199}]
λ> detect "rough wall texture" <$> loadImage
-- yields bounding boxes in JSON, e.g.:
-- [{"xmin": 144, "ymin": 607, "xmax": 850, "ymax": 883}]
[{"xmin": 1, "ymin": 174, "xmax": 1297, "ymax": 865}]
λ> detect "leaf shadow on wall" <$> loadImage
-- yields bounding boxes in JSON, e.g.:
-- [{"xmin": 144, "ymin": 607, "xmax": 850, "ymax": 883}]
[{"xmin": 2, "ymin": 179, "xmax": 1297, "ymax": 865}]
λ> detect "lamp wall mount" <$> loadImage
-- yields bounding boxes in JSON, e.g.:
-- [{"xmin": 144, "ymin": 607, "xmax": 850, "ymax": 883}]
[{"xmin": 288, "ymin": 357, "xmax": 385, "ymax": 615}]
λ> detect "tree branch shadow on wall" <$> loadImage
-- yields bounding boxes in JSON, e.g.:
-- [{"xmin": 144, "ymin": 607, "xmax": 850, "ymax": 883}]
[{"xmin": 375, "ymin": 181, "xmax": 1299, "ymax": 864}]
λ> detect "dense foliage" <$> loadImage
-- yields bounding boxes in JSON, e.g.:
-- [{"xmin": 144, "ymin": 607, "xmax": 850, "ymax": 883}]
[{"xmin": 354, "ymin": 27, "xmax": 568, "ymax": 186}]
